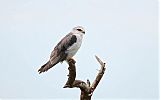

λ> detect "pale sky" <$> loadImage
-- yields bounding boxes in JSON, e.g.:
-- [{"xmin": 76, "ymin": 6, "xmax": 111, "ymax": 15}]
[{"xmin": 0, "ymin": 0, "xmax": 158, "ymax": 99}]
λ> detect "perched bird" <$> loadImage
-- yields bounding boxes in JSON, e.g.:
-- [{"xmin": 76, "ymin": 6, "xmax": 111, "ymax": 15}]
[{"xmin": 38, "ymin": 26, "xmax": 85, "ymax": 74}]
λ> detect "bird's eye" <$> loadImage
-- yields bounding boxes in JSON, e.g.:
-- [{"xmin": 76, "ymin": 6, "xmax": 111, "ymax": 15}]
[{"xmin": 77, "ymin": 29, "xmax": 82, "ymax": 31}]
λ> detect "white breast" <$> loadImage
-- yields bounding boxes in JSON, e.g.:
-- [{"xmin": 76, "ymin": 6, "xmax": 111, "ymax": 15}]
[{"xmin": 66, "ymin": 34, "xmax": 83, "ymax": 59}]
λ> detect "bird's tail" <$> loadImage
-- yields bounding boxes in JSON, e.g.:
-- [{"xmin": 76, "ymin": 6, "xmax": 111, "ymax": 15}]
[{"xmin": 38, "ymin": 61, "xmax": 53, "ymax": 74}]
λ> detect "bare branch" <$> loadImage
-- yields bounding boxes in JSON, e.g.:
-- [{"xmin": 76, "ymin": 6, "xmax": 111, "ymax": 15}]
[
  {"xmin": 95, "ymin": 55, "xmax": 105, "ymax": 66},
  {"xmin": 90, "ymin": 56, "xmax": 106, "ymax": 93},
  {"xmin": 87, "ymin": 79, "xmax": 91, "ymax": 87},
  {"xmin": 73, "ymin": 80, "xmax": 90, "ymax": 92},
  {"xmin": 63, "ymin": 58, "xmax": 76, "ymax": 88},
  {"xmin": 64, "ymin": 55, "xmax": 106, "ymax": 100}
]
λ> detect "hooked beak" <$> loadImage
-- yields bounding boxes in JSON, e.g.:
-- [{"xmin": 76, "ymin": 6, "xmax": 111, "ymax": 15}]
[{"xmin": 82, "ymin": 31, "xmax": 85, "ymax": 34}]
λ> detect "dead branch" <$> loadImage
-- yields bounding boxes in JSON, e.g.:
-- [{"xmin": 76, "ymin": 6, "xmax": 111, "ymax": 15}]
[
  {"xmin": 64, "ymin": 55, "xmax": 106, "ymax": 100},
  {"xmin": 90, "ymin": 55, "xmax": 106, "ymax": 93},
  {"xmin": 63, "ymin": 58, "xmax": 76, "ymax": 88}
]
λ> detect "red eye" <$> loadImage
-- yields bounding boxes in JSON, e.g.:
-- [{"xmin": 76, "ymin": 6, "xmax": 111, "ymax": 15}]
[{"xmin": 77, "ymin": 29, "xmax": 82, "ymax": 31}]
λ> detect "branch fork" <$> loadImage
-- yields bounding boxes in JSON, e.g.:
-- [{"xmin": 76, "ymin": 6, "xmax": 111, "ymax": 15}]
[{"xmin": 64, "ymin": 55, "xmax": 106, "ymax": 100}]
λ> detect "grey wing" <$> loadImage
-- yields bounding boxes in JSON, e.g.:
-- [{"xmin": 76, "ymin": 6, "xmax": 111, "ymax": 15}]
[{"xmin": 50, "ymin": 32, "xmax": 77, "ymax": 65}]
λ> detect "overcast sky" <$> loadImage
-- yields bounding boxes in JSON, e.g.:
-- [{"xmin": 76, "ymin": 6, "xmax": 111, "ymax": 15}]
[{"xmin": 0, "ymin": 0, "xmax": 158, "ymax": 99}]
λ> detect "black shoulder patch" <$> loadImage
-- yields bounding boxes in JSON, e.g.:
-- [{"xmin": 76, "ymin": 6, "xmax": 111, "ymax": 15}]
[
  {"xmin": 60, "ymin": 35, "xmax": 77, "ymax": 51},
  {"xmin": 68, "ymin": 35, "xmax": 77, "ymax": 46}
]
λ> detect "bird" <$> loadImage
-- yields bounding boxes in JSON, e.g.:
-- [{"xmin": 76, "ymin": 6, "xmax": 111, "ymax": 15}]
[{"xmin": 38, "ymin": 26, "xmax": 85, "ymax": 74}]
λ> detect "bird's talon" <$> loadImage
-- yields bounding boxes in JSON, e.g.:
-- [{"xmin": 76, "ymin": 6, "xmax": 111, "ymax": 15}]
[{"xmin": 67, "ymin": 58, "xmax": 76, "ymax": 64}]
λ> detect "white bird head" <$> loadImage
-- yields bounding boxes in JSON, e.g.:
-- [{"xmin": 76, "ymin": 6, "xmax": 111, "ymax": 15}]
[{"xmin": 72, "ymin": 26, "xmax": 85, "ymax": 35}]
